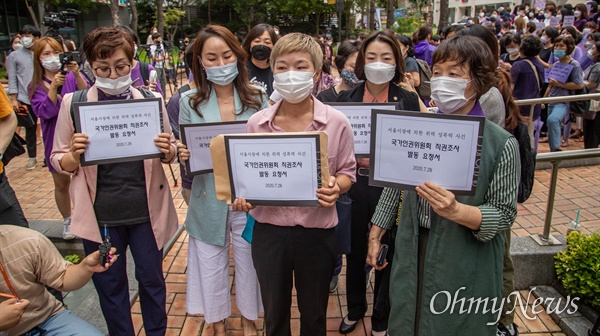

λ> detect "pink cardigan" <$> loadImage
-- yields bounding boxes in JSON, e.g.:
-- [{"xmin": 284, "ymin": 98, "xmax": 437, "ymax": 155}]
[{"xmin": 50, "ymin": 86, "xmax": 178, "ymax": 249}]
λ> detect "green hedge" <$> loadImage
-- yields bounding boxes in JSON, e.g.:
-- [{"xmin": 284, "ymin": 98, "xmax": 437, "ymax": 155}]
[{"xmin": 555, "ymin": 231, "xmax": 600, "ymax": 310}]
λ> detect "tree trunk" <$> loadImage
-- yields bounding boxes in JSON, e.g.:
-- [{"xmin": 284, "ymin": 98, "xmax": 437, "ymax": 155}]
[
  {"xmin": 315, "ymin": 13, "xmax": 321, "ymax": 35},
  {"xmin": 207, "ymin": 0, "xmax": 211, "ymax": 24},
  {"xmin": 110, "ymin": 0, "xmax": 121, "ymax": 26},
  {"xmin": 386, "ymin": 0, "xmax": 394, "ymax": 29},
  {"xmin": 130, "ymin": 0, "xmax": 139, "ymax": 34},
  {"xmin": 157, "ymin": 0, "xmax": 164, "ymax": 36},
  {"xmin": 24, "ymin": 0, "xmax": 40, "ymax": 30},
  {"xmin": 438, "ymin": 0, "xmax": 449, "ymax": 33},
  {"xmin": 368, "ymin": 0, "xmax": 375, "ymax": 30}
]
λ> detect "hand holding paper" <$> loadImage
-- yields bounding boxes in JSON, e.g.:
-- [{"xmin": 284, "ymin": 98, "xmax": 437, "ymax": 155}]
[
  {"xmin": 232, "ymin": 197, "xmax": 256, "ymax": 212},
  {"xmin": 154, "ymin": 132, "xmax": 175, "ymax": 161},
  {"xmin": 70, "ymin": 133, "xmax": 90, "ymax": 161},
  {"xmin": 177, "ymin": 142, "xmax": 190, "ymax": 163},
  {"xmin": 416, "ymin": 181, "xmax": 459, "ymax": 219},
  {"xmin": 316, "ymin": 176, "xmax": 341, "ymax": 208}
]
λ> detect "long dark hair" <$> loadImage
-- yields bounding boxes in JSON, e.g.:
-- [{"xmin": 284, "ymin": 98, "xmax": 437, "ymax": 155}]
[
  {"xmin": 334, "ymin": 40, "xmax": 361, "ymax": 71},
  {"xmin": 189, "ymin": 25, "xmax": 263, "ymax": 116}
]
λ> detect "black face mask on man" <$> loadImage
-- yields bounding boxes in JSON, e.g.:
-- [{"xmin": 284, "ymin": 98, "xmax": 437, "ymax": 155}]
[{"xmin": 251, "ymin": 45, "xmax": 272, "ymax": 61}]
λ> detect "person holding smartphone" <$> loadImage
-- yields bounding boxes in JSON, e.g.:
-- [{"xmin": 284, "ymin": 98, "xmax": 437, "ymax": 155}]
[{"xmin": 29, "ymin": 37, "xmax": 88, "ymax": 240}]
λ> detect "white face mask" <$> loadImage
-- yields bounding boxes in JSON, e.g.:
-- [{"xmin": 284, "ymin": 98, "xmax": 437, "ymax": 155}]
[
  {"xmin": 273, "ymin": 71, "xmax": 315, "ymax": 104},
  {"xmin": 95, "ymin": 73, "xmax": 133, "ymax": 96},
  {"xmin": 21, "ymin": 37, "xmax": 34, "ymax": 49},
  {"xmin": 41, "ymin": 56, "xmax": 61, "ymax": 72},
  {"xmin": 584, "ymin": 28, "xmax": 592, "ymax": 34},
  {"xmin": 12, "ymin": 43, "xmax": 23, "ymax": 51},
  {"xmin": 430, "ymin": 77, "xmax": 474, "ymax": 113},
  {"xmin": 588, "ymin": 49, "xmax": 595, "ymax": 59},
  {"xmin": 364, "ymin": 62, "xmax": 396, "ymax": 85},
  {"xmin": 575, "ymin": 10, "xmax": 582, "ymax": 17},
  {"xmin": 586, "ymin": 41, "xmax": 594, "ymax": 49},
  {"xmin": 544, "ymin": 13, "xmax": 551, "ymax": 18},
  {"xmin": 204, "ymin": 62, "xmax": 239, "ymax": 86},
  {"xmin": 541, "ymin": 36, "xmax": 549, "ymax": 44},
  {"xmin": 507, "ymin": 48, "xmax": 520, "ymax": 56}
]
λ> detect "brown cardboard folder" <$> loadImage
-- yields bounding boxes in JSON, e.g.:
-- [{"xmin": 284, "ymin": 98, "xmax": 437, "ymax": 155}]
[{"xmin": 210, "ymin": 131, "xmax": 330, "ymax": 205}]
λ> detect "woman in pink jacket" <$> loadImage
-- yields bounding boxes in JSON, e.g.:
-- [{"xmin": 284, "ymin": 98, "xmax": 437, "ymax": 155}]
[{"xmin": 50, "ymin": 27, "xmax": 178, "ymax": 336}]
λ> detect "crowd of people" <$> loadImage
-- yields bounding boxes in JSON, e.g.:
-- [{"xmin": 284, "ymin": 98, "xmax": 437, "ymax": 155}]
[{"xmin": 1, "ymin": 2, "xmax": 598, "ymax": 335}]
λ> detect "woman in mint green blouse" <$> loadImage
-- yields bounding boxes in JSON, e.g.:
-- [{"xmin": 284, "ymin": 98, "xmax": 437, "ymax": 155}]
[{"xmin": 177, "ymin": 25, "xmax": 269, "ymax": 336}]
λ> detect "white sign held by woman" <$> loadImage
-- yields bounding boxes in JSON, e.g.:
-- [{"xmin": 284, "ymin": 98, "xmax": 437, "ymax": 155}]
[
  {"xmin": 73, "ymin": 98, "xmax": 164, "ymax": 166},
  {"xmin": 369, "ymin": 110, "xmax": 484, "ymax": 195}
]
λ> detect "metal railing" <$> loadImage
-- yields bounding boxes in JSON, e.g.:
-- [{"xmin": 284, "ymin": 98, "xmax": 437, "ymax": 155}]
[{"xmin": 513, "ymin": 94, "xmax": 600, "ymax": 246}]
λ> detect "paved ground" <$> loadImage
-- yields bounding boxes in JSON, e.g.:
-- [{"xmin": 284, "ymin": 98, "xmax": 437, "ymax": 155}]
[{"xmin": 4, "ymin": 99, "xmax": 598, "ymax": 335}]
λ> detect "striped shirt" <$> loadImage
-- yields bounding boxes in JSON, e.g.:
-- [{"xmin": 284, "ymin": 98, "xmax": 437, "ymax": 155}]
[{"xmin": 371, "ymin": 136, "xmax": 520, "ymax": 243}]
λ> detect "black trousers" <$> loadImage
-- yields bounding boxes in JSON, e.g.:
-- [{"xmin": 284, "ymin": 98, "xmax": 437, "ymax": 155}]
[
  {"xmin": 0, "ymin": 172, "xmax": 28, "ymax": 227},
  {"xmin": 583, "ymin": 116, "xmax": 600, "ymax": 149},
  {"xmin": 371, "ymin": 228, "xmax": 395, "ymax": 332},
  {"xmin": 252, "ymin": 221, "xmax": 336, "ymax": 336},
  {"xmin": 346, "ymin": 175, "xmax": 386, "ymax": 328},
  {"xmin": 22, "ymin": 103, "xmax": 37, "ymax": 158}
]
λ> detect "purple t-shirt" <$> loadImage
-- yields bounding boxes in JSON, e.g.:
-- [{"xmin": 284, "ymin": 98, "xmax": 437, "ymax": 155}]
[
  {"xmin": 414, "ymin": 41, "xmax": 436, "ymax": 66},
  {"xmin": 31, "ymin": 72, "xmax": 89, "ymax": 172},
  {"xmin": 131, "ymin": 61, "xmax": 163, "ymax": 95},
  {"xmin": 511, "ymin": 57, "xmax": 545, "ymax": 118}
]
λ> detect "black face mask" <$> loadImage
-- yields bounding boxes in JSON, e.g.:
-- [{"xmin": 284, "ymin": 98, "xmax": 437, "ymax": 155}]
[{"xmin": 251, "ymin": 45, "xmax": 272, "ymax": 61}]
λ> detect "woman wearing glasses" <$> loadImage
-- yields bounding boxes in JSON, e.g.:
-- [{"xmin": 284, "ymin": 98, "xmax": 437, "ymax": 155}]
[{"xmin": 50, "ymin": 27, "xmax": 179, "ymax": 336}]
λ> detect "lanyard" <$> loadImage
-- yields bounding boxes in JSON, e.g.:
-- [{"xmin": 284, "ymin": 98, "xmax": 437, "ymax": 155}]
[{"xmin": 0, "ymin": 259, "xmax": 19, "ymax": 300}]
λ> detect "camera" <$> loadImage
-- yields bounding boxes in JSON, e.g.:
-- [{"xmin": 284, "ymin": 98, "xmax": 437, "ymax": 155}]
[
  {"xmin": 43, "ymin": 9, "xmax": 80, "ymax": 30},
  {"xmin": 43, "ymin": 9, "xmax": 81, "ymax": 43},
  {"xmin": 59, "ymin": 51, "xmax": 81, "ymax": 74}
]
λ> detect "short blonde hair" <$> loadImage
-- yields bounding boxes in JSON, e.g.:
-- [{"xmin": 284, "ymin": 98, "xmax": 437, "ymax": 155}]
[{"xmin": 270, "ymin": 33, "xmax": 323, "ymax": 71}]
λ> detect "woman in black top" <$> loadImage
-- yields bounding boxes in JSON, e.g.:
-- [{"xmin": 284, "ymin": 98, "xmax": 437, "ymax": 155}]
[
  {"xmin": 316, "ymin": 40, "xmax": 361, "ymax": 102},
  {"xmin": 334, "ymin": 30, "xmax": 422, "ymax": 336},
  {"xmin": 242, "ymin": 23, "xmax": 278, "ymax": 96}
]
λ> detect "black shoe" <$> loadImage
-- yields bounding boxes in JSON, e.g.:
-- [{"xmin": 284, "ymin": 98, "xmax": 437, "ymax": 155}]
[
  {"xmin": 329, "ymin": 274, "xmax": 339, "ymax": 293},
  {"xmin": 339, "ymin": 316, "xmax": 360, "ymax": 334}
]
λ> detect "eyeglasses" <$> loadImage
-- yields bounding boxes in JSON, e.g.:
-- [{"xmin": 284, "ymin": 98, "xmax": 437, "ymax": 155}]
[{"xmin": 93, "ymin": 64, "xmax": 132, "ymax": 79}]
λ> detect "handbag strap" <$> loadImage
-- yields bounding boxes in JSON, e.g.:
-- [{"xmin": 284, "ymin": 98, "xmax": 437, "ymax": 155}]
[
  {"xmin": 0, "ymin": 260, "xmax": 19, "ymax": 300},
  {"xmin": 524, "ymin": 59, "xmax": 541, "ymax": 116}
]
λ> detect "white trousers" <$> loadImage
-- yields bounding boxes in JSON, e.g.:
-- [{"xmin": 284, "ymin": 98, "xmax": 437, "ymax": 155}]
[{"xmin": 186, "ymin": 209, "xmax": 262, "ymax": 323}]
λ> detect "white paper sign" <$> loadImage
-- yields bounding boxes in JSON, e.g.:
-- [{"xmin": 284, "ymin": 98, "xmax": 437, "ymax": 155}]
[
  {"xmin": 73, "ymin": 98, "xmax": 163, "ymax": 166},
  {"xmin": 325, "ymin": 102, "xmax": 397, "ymax": 156},
  {"xmin": 535, "ymin": 22, "xmax": 546, "ymax": 31},
  {"xmin": 181, "ymin": 121, "xmax": 247, "ymax": 175},
  {"xmin": 563, "ymin": 15, "xmax": 575, "ymax": 27},
  {"xmin": 226, "ymin": 135, "xmax": 320, "ymax": 205},
  {"xmin": 369, "ymin": 110, "xmax": 484, "ymax": 195}
]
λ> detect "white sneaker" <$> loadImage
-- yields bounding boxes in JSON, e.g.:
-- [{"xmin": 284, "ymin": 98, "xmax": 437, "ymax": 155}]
[
  {"xmin": 62, "ymin": 218, "xmax": 75, "ymax": 240},
  {"xmin": 26, "ymin": 158, "xmax": 37, "ymax": 171}
]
